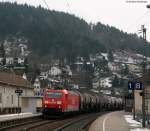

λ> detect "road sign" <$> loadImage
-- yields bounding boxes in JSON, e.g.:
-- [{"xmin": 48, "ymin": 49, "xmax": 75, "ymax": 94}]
[
  {"xmin": 15, "ymin": 89, "xmax": 23, "ymax": 94},
  {"xmin": 128, "ymin": 81, "xmax": 134, "ymax": 90}
]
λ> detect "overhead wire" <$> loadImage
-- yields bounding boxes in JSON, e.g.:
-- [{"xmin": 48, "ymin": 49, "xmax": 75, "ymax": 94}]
[
  {"xmin": 40, "ymin": 0, "xmax": 74, "ymax": 63},
  {"xmin": 127, "ymin": 10, "xmax": 150, "ymax": 32},
  {"xmin": 65, "ymin": 0, "xmax": 71, "ymax": 13},
  {"xmin": 41, "ymin": 0, "xmax": 50, "ymax": 10}
]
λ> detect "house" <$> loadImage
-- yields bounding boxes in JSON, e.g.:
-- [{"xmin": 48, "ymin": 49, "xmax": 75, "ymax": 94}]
[
  {"xmin": 100, "ymin": 77, "xmax": 112, "ymax": 88},
  {"xmin": 14, "ymin": 57, "xmax": 25, "ymax": 65},
  {"xmin": 101, "ymin": 53, "xmax": 108, "ymax": 60},
  {"xmin": 0, "ymin": 72, "xmax": 34, "ymax": 114},
  {"xmin": 22, "ymin": 73, "xmax": 27, "ymax": 80},
  {"xmin": 0, "ymin": 43, "xmax": 5, "ymax": 65},
  {"xmin": 92, "ymin": 80, "xmax": 99, "ymax": 89},
  {"xmin": 39, "ymin": 71, "xmax": 48, "ymax": 80},
  {"xmin": 33, "ymin": 77, "xmax": 41, "ymax": 96},
  {"xmin": 6, "ymin": 57, "xmax": 14, "ymax": 65},
  {"xmin": 48, "ymin": 66, "xmax": 62, "ymax": 76},
  {"xmin": 108, "ymin": 62, "xmax": 121, "ymax": 72},
  {"xmin": 128, "ymin": 64, "xmax": 142, "ymax": 73}
]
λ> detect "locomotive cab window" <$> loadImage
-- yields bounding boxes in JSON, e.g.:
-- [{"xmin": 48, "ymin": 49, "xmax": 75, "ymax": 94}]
[{"xmin": 47, "ymin": 92, "xmax": 62, "ymax": 98}]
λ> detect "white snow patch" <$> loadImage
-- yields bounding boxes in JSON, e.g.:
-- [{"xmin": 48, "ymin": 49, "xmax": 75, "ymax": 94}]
[
  {"xmin": 102, "ymin": 77, "xmax": 112, "ymax": 88},
  {"xmin": 101, "ymin": 53, "xmax": 108, "ymax": 60},
  {"xmin": 0, "ymin": 112, "xmax": 33, "ymax": 118},
  {"xmin": 124, "ymin": 115, "xmax": 141, "ymax": 127},
  {"xmin": 131, "ymin": 128, "xmax": 150, "ymax": 131},
  {"xmin": 124, "ymin": 115, "xmax": 150, "ymax": 131}
]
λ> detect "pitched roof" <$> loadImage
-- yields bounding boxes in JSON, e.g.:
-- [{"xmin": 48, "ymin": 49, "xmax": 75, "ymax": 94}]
[{"xmin": 0, "ymin": 72, "xmax": 33, "ymax": 88}]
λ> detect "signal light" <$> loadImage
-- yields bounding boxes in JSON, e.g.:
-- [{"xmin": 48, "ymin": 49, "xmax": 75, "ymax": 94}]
[{"xmin": 45, "ymin": 100, "xmax": 49, "ymax": 104}]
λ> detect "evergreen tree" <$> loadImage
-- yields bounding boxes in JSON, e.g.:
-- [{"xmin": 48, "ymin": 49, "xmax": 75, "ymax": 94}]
[
  {"xmin": 24, "ymin": 57, "xmax": 29, "ymax": 73},
  {"xmin": 112, "ymin": 75, "xmax": 119, "ymax": 87},
  {"xmin": 124, "ymin": 64, "xmax": 129, "ymax": 74},
  {"xmin": 141, "ymin": 57, "xmax": 147, "ymax": 74},
  {"xmin": 108, "ymin": 50, "xmax": 114, "ymax": 62},
  {"xmin": 0, "ymin": 2, "xmax": 149, "ymax": 64}
]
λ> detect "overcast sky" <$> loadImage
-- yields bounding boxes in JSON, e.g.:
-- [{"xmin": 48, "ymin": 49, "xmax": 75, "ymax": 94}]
[{"xmin": 2, "ymin": 0, "xmax": 150, "ymax": 40}]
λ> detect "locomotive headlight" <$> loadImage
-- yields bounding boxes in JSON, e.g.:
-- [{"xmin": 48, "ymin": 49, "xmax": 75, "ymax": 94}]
[
  {"xmin": 45, "ymin": 100, "xmax": 49, "ymax": 104},
  {"xmin": 57, "ymin": 101, "xmax": 62, "ymax": 104}
]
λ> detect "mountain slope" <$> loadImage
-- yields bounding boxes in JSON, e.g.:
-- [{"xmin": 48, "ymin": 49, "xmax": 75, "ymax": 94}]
[
  {"xmin": 0, "ymin": 2, "xmax": 105, "ymax": 62},
  {"xmin": 93, "ymin": 22, "xmax": 150, "ymax": 55},
  {"xmin": 0, "ymin": 2, "xmax": 150, "ymax": 63}
]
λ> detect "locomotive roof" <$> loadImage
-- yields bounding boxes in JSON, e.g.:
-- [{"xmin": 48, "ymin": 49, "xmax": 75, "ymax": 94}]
[{"xmin": 46, "ymin": 89, "xmax": 79, "ymax": 95}]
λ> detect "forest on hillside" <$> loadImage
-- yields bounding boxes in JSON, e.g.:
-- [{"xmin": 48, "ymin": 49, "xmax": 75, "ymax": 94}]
[{"xmin": 0, "ymin": 2, "xmax": 149, "ymax": 63}]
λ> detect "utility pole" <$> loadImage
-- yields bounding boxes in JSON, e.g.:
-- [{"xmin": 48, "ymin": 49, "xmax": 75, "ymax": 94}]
[
  {"xmin": 142, "ymin": 25, "xmax": 146, "ymax": 41},
  {"xmin": 142, "ymin": 25, "xmax": 146, "ymax": 128},
  {"xmin": 133, "ymin": 89, "xmax": 135, "ymax": 120},
  {"xmin": 139, "ymin": 25, "xmax": 146, "ymax": 127}
]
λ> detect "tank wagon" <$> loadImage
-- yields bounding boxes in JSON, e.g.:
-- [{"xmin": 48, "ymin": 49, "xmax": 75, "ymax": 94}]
[{"xmin": 42, "ymin": 89, "xmax": 123, "ymax": 116}]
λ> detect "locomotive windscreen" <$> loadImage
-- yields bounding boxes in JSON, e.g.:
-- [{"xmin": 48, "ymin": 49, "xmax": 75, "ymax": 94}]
[{"xmin": 47, "ymin": 92, "xmax": 62, "ymax": 98}]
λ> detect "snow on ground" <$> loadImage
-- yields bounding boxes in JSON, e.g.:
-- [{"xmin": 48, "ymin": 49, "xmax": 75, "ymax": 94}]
[
  {"xmin": 0, "ymin": 112, "xmax": 33, "ymax": 118},
  {"xmin": 124, "ymin": 115, "xmax": 141, "ymax": 127},
  {"xmin": 131, "ymin": 128, "xmax": 150, "ymax": 131},
  {"xmin": 101, "ymin": 77, "xmax": 112, "ymax": 88},
  {"xmin": 124, "ymin": 115, "xmax": 150, "ymax": 131}
]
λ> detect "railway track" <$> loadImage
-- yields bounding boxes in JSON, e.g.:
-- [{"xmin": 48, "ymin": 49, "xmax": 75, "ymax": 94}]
[
  {"xmin": 1, "ymin": 112, "xmax": 108, "ymax": 131},
  {"xmin": 0, "ymin": 115, "xmax": 42, "ymax": 131},
  {"xmin": 3, "ymin": 119, "xmax": 56, "ymax": 131},
  {"xmin": 0, "ymin": 114, "xmax": 82, "ymax": 131},
  {"xmin": 54, "ymin": 112, "xmax": 107, "ymax": 131}
]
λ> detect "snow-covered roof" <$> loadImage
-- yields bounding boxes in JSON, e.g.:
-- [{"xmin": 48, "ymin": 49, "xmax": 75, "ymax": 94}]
[
  {"xmin": 101, "ymin": 53, "xmax": 108, "ymax": 60},
  {"xmin": 100, "ymin": 77, "xmax": 112, "ymax": 88},
  {"xmin": 74, "ymin": 62, "xmax": 83, "ymax": 65}
]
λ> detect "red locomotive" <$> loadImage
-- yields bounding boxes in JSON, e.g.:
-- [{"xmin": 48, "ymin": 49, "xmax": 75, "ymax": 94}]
[
  {"xmin": 42, "ymin": 89, "xmax": 80, "ymax": 115},
  {"xmin": 42, "ymin": 88, "xmax": 123, "ymax": 116}
]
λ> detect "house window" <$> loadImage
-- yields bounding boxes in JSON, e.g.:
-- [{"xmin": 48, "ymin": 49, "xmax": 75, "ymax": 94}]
[
  {"xmin": 7, "ymin": 96, "xmax": 9, "ymax": 104},
  {"xmin": 11, "ymin": 95, "xmax": 13, "ymax": 104},
  {"xmin": 0, "ymin": 93, "xmax": 2, "ymax": 103}
]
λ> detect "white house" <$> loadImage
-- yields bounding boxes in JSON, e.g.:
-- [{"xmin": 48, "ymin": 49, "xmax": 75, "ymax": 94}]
[
  {"xmin": 108, "ymin": 62, "xmax": 120, "ymax": 72},
  {"xmin": 33, "ymin": 77, "xmax": 41, "ymax": 96},
  {"xmin": 18, "ymin": 57, "xmax": 25, "ymax": 64},
  {"xmin": 6, "ymin": 57, "xmax": 14, "ymax": 65},
  {"xmin": 49, "ymin": 66, "xmax": 62, "ymax": 76},
  {"xmin": 0, "ymin": 72, "xmax": 34, "ymax": 114},
  {"xmin": 39, "ymin": 71, "xmax": 48, "ymax": 80}
]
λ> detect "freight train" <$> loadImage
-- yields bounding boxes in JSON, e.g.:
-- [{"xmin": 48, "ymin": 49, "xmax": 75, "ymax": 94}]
[{"xmin": 42, "ymin": 88, "xmax": 123, "ymax": 116}]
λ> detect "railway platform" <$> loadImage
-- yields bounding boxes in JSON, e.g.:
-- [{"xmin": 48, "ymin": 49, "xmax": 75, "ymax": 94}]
[
  {"xmin": 0, "ymin": 112, "xmax": 41, "ymax": 122},
  {"xmin": 88, "ymin": 111, "xmax": 148, "ymax": 131}
]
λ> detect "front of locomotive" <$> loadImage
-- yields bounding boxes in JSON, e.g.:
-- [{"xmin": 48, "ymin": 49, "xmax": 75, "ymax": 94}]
[{"xmin": 42, "ymin": 89, "xmax": 66, "ymax": 115}]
